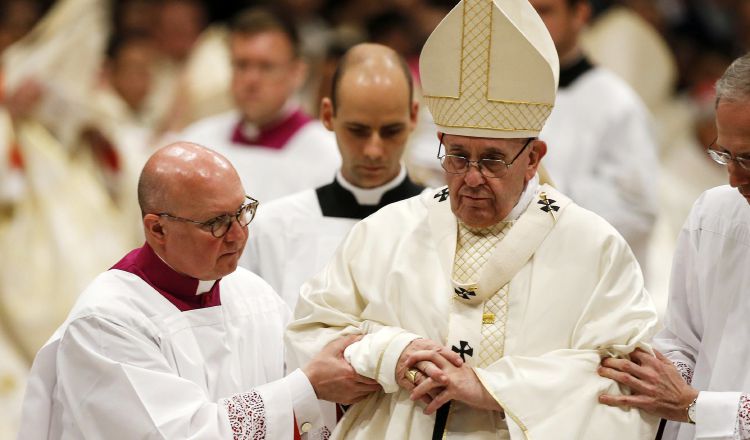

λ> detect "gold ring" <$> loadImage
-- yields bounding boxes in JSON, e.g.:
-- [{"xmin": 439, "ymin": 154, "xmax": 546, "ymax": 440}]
[{"xmin": 405, "ymin": 368, "xmax": 419, "ymax": 384}]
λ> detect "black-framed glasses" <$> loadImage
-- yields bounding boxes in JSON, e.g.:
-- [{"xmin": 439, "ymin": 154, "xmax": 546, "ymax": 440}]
[
  {"xmin": 157, "ymin": 195, "xmax": 259, "ymax": 238},
  {"xmin": 707, "ymin": 138, "xmax": 750, "ymax": 171},
  {"xmin": 436, "ymin": 134, "xmax": 535, "ymax": 178}
]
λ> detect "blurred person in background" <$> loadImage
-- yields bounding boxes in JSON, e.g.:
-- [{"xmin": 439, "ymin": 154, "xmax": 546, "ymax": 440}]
[
  {"xmin": 530, "ymin": 0, "xmax": 659, "ymax": 282},
  {"xmin": 242, "ymin": 42, "xmax": 423, "ymax": 310},
  {"xmin": 181, "ymin": 6, "xmax": 339, "ymax": 204}
]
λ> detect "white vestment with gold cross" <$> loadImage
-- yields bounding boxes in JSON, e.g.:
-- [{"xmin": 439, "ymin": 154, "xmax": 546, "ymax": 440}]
[{"xmin": 287, "ymin": 181, "xmax": 660, "ymax": 440}]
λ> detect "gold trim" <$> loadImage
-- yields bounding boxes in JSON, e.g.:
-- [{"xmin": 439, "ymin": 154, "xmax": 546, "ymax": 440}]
[
  {"xmin": 474, "ymin": 369, "xmax": 531, "ymax": 439},
  {"xmin": 482, "ymin": 313, "xmax": 495, "ymax": 324},
  {"xmin": 423, "ymin": 94, "xmax": 461, "ymax": 100},
  {"xmin": 485, "ymin": 99, "xmax": 554, "ymax": 107},
  {"xmin": 423, "ymin": 95, "xmax": 554, "ymax": 107},
  {"xmin": 433, "ymin": 122, "xmax": 544, "ymax": 132},
  {"xmin": 485, "ymin": 0, "xmax": 493, "ymax": 101},
  {"xmin": 459, "ymin": 0, "xmax": 466, "ymax": 96}
]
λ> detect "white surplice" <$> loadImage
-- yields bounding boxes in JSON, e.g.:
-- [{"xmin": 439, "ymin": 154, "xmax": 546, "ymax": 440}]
[
  {"xmin": 541, "ymin": 64, "xmax": 659, "ymax": 270},
  {"xmin": 656, "ymin": 185, "xmax": 750, "ymax": 440},
  {"xmin": 242, "ymin": 169, "xmax": 425, "ymax": 310},
  {"xmin": 286, "ymin": 182, "xmax": 660, "ymax": 439},
  {"xmin": 180, "ymin": 109, "xmax": 340, "ymax": 203},
  {"xmin": 243, "ymin": 188, "xmax": 358, "ymax": 310},
  {"xmin": 18, "ymin": 246, "xmax": 326, "ymax": 439}
]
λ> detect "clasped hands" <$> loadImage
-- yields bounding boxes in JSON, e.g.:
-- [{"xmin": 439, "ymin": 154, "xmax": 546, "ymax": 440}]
[{"xmin": 395, "ymin": 338, "xmax": 502, "ymax": 415}]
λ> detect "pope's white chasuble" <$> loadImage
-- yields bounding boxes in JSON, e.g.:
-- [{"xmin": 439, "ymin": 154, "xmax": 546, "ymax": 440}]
[{"xmin": 287, "ymin": 182, "xmax": 659, "ymax": 440}]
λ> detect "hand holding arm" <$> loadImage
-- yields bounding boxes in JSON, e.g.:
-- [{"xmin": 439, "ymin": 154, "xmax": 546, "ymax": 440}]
[
  {"xmin": 598, "ymin": 348, "xmax": 698, "ymax": 422},
  {"xmin": 303, "ymin": 335, "xmax": 382, "ymax": 405}
]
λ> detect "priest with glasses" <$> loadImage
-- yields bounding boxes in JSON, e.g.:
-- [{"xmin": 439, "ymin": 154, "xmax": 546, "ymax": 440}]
[
  {"xmin": 18, "ymin": 142, "xmax": 380, "ymax": 439},
  {"xmin": 286, "ymin": 0, "xmax": 660, "ymax": 438}
]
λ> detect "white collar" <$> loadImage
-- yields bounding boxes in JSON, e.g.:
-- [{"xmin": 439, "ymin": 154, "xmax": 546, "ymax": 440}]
[
  {"xmin": 503, "ymin": 173, "xmax": 539, "ymax": 222},
  {"xmin": 336, "ymin": 165, "xmax": 407, "ymax": 205}
]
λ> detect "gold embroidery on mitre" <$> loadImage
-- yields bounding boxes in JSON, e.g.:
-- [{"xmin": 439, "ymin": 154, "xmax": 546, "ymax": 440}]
[{"xmin": 423, "ymin": 0, "xmax": 554, "ymax": 133}]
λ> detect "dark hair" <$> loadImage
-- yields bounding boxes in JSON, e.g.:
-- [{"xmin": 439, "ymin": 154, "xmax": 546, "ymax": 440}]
[
  {"xmin": 105, "ymin": 32, "xmax": 151, "ymax": 61},
  {"xmin": 329, "ymin": 48, "xmax": 414, "ymax": 115},
  {"xmin": 229, "ymin": 7, "xmax": 300, "ymax": 58}
]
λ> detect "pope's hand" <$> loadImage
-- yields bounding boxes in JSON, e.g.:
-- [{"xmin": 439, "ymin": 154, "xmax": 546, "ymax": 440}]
[
  {"xmin": 405, "ymin": 349, "xmax": 502, "ymax": 414},
  {"xmin": 303, "ymin": 335, "xmax": 382, "ymax": 404},
  {"xmin": 395, "ymin": 338, "xmax": 463, "ymax": 403}
]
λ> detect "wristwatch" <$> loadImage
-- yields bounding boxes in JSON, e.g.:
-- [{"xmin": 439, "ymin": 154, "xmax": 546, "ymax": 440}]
[{"xmin": 687, "ymin": 394, "xmax": 699, "ymax": 425}]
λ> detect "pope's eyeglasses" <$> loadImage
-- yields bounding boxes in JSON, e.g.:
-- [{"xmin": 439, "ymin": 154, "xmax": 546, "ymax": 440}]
[{"xmin": 436, "ymin": 135, "xmax": 535, "ymax": 179}]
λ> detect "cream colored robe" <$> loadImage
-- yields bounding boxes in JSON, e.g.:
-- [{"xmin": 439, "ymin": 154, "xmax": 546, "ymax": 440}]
[{"xmin": 287, "ymin": 183, "xmax": 659, "ymax": 439}]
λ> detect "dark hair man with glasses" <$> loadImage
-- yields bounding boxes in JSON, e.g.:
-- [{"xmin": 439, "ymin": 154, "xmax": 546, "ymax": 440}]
[
  {"xmin": 181, "ymin": 7, "xmax": 339, "ymax": 204},
  {"xmin": 18, "ymin": 142, "xmax": 381, "ymax": 439},
  {"xmin": 287, "ymin": 0, "xmax": 658, "ymax": 438},
  {"xmin": 599, "ymin": 53, "xmax": 750, "ymax": 440}
]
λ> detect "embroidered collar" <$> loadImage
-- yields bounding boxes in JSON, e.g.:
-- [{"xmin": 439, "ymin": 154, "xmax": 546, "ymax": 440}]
[
  {"xmin": 231, "ymin": 107, "xmax": 312, "ymax": 150},
  {"xmin": 110, "ymin": 243, "xmax": 221, "ymax": 311},
  {"xmin": 558, "ymin": 56, "xmax": 594, "ymax": 88},
  {"xmin": 316, "ymin": 171, "xmax": 424, "ymax": 219}
]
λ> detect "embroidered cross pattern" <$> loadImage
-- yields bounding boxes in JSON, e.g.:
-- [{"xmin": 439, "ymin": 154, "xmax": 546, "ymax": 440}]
[
  {"xmin": 452, "ymin": 340, "xmax": 474, "ymax": 361},
  {"xmin": 537, "ymin": 197, "xmax": 559, "ymax": 213},
  {"xmin": 434, "ymin": 188, "xmax": 449, "ymax": 202},
  {"xmin": 454, "ymin": 287, "xmax": 476, "ymax": 300}
]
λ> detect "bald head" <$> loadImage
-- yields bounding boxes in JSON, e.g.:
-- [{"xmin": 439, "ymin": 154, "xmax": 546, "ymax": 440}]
[
  {"xmin": 138, "ymin": 142, "xmax": 241, "ymax": 216},
  {"xmin": 330, "ymin": 43, "xmax": 413, "ymax": 115}
]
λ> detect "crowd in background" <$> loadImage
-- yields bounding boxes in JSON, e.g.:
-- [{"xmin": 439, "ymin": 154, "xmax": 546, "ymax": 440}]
[{"xmin": 0, "ymin": 0, "xmax": 747, "ymax": 438}]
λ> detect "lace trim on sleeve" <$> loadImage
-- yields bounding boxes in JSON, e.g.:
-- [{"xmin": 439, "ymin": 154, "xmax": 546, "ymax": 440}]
[
  {"xmin": 222, "ymin": 391, "xmax": 267, "ymax": 440},
  {"xmin": 673, "ymin": 360, "xmax": 694, "ymax": 385},
  {"xmin": 734, "ymin": 394, "xmax": 750, "ymax": 440}
]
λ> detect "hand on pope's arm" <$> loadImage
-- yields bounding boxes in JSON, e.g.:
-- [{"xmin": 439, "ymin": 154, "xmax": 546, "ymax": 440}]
[
  {"xmin": 598, "ymin": 348, "xmax": 698, "ymax": 422},
  {"xmin": 406, "ymin": 348, "xmax": 502, "ymax": 415},
  {"xmin": 303, "ymin": 335, "xmax": 382, "ymax": 405}
]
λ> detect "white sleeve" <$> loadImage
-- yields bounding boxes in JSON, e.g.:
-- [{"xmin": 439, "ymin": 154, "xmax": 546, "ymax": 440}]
[
  {"xmin": 474, "ymin": 235, "xmax": 660, "ymax": 439},
  {"xmin": 689, "ymin": 391, "xmax": 743, "ymax": 440},
  {"xmin": 343, "ymin": 327, "xmax": 421, "ymax": 393},
  {"xmin": 57, "ymin": 315, "xmax": 322, "ymax": 439}
]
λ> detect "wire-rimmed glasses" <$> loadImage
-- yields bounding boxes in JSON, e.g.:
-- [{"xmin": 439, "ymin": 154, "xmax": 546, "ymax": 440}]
[
  {"xmin": 436, "ymin": 135, "xmax": 535, "ymax": 178},
  {"xmin": 158, "ymin": 195, "xmax": 259, "ymax": 238}
]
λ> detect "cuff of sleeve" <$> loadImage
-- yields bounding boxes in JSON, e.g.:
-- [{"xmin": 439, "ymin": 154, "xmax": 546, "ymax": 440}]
[
  {"xmin": 695, "ymin": 391, "xmax": 742, "ymax": 439},
  {"xmin": 287, "ymin": 368, "xmax": 322, "ymax": 434},
  {"xmin": 377, "ymin": 331, "xmax": 421, "ymax": 393}
]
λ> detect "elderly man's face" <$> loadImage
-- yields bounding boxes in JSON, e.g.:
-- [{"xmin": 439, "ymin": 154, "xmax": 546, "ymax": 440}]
[
  {"xmin": 716, "ymin": 99, "xmax": 750, "ymax": 203},
  {"xmin": 443, "ymin": 134, "xmax": 544, "ymax": 227},
  {"xmin": 230, "ymin": 31, "xmax": 304, "ymax": 127},
  {"xmin": 161, "ymin": 176, "xmax": 249, "ymax": 280}
]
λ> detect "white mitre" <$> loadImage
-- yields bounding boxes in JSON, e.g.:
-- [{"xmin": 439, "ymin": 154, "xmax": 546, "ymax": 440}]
[{"xmin": 420, "ymin": 0, "xmax": 559, "ymax": 139}]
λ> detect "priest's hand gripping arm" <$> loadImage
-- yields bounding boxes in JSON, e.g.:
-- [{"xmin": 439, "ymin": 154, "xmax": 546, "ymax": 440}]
[
  {"xmin": 598, "ymin": 348, "xmax": 698, "ymax": 422},
  {"xmin": 303, "ymin": 334, "xmax": 382, "ymax": 405},
  {"xmin": 599, "ymin": 348, "xmax": 750, "ymax": 438}
]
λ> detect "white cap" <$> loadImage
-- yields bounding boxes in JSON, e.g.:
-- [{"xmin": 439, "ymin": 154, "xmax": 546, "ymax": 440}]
[{"xmin": 420, "ymin": 0, "xmax": 559, "ymax": 139}]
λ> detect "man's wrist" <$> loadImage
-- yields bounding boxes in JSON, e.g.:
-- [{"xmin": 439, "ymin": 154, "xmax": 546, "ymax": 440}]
[{"xmin": 686, "ymin": 391, "xmax": 700, "ymax": 424}]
